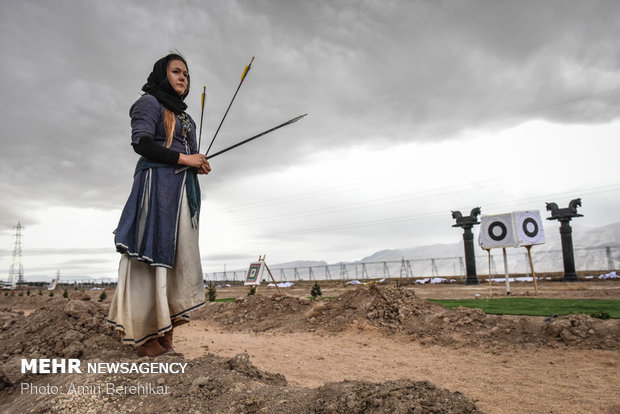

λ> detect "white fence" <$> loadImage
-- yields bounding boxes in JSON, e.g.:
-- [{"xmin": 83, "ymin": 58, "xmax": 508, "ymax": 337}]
[{"xmin": 205, "ymin": 245, "xmax": 620, "ymax": 283}]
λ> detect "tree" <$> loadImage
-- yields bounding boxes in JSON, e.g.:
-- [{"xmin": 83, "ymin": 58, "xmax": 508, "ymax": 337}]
[
  {"xmin": 310, "ymin": 281, "xmax": 322, "ymax": 299},
  {"xmin": 206, "ymin": 283, "xmax": 217, "ymax": 302}
]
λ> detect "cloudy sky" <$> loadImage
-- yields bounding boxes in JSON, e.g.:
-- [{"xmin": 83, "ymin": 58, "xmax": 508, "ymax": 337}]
[{"xmin": 1, "ymin": 1, "xmax": 619, "ymax": 281}]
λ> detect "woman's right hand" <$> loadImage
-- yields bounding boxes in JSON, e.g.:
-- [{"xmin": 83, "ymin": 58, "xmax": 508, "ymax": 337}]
[{"xmin": 179, "ymin": 153, "xmax": 208, "ymax": 169}]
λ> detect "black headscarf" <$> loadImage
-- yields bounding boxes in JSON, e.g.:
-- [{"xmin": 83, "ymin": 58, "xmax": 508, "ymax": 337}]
[{"xmin": 142, "ymin": 54, "xmax": 190, "ymax": 114}]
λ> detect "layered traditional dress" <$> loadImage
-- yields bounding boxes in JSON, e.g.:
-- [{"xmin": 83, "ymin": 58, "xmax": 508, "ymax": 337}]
[{"xmin": 108, "ymin": 93, "xmax": 205, "ymax": 345}]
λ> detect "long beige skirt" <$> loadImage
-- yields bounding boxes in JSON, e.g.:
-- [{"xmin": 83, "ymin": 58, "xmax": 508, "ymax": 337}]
[{"xmin": 107, "ymin": 188, "xmax": 205, "ymax": 346}]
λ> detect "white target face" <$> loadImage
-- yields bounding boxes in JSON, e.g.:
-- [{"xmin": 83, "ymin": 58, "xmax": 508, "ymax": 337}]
[
  {"xmin": 514, "ymin": 210, "xmax": 546, "ymax": 246},
  {"xmin": 479, "ymin": 213, "xmax": 518, "ymax": 249}
]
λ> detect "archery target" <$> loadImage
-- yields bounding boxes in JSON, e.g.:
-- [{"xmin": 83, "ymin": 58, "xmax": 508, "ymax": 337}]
[
  {"xmin": 479, "ymin": 213, "xmax": 518, "ymax": 249},
  {"xmin": 244, "ymin": 262, "xmax": 264, "ymax": 286},
  {"xmin": 514, "ymin": 210, "xmax": 546, "ymax": 246}
]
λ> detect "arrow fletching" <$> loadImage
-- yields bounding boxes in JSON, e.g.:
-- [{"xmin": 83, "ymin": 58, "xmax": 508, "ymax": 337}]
[{"xmin": 241, "ymin": 56, "xmax": 254, "ymax": 82}]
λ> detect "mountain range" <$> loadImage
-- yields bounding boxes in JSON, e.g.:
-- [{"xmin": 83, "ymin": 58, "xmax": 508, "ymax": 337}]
[{"xmin": 271, "ymin": 222, "xmax": 620, "ymax": 278}]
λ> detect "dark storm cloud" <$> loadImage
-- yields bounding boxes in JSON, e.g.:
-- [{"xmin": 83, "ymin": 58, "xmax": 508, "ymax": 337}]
[{"xmin": 1, "ymin": 0, "xmax": 619, "ymax": 230}]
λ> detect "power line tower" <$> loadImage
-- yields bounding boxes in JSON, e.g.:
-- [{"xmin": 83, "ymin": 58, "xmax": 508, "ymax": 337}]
[
  {"xmin": 606, "ymin": 246, "xmax": 615, "ymax": 272},
  {"xmin": 431, "ymin": 258, "xmax": 439, "ymax": 277},
  {"xmin": 382, "ymin": 262, "xmax": 391, "ymax": 278},
  {"xmin": 8, "ymin": 221, "xmax": 24, "ymax": 285},
  {"xmin": 399, "ymin": 258, "xmax": 412, "ymax": 279}
]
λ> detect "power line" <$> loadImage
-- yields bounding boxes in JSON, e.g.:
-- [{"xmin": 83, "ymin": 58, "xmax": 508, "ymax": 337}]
[
  {"xmin": 228, "ymin": 180, "xmax": 495, "ymax": 226},
  {"xmin": 258, "ymin": 182, "xmax": 620, "ymax": 239},
  {"xmin": 208, "ymin": 181, "xmax": 370, "ymax": 212}
]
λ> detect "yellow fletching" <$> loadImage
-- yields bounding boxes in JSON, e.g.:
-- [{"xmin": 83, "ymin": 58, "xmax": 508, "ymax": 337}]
[
  {"xmin": 201, "ymin": 92, "xmax": 205, "ymax": 108},
  {"xmin": 241, "ymin": 65, "xmax": 249, "ymax": 81}
]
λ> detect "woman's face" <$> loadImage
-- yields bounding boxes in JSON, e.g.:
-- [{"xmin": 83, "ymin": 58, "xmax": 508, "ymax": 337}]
[{"xmin": 167, "ymin": 59, "xmax": 188, "ymax": 96}]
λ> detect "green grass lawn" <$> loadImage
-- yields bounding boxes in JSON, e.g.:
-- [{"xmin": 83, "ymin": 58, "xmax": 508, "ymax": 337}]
[
  {"xmin": 427, "ymin": 298, "xmax": 620, "ymax": 319},
  {"xmin": 214, "ymin": 297, "xmax": 236, "ymax": 303},
  {"xmin": 213, "ymin": 296, "xmax": 338, "ymax": 302}
]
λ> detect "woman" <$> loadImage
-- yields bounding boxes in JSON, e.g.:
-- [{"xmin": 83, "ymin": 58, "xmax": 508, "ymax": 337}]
[{"xmin": 108, "ymin": 53, "xmax": 211, "ymax": 357}]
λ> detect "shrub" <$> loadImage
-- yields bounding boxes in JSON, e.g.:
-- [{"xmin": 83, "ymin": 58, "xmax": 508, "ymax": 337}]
[
  {"xmin": 589, "ymin": 311, "xmax": 611, "ymax": 320},
  {"xmin": 63, "ymin": 289, "xmax": 68, "ymax": 299},
  {"xmin": 247, "ymin": 286, "xmax": 257, "ymax": 296},
  {"xmin": 49, "ymin": 291, "xmax": 54, "ymax": 297},
  {"xmin": 310, "ymin": 281, "xmax": 322, "ymax": 298},
  {"xmin": 206, "ymin": 283, "xmax": 217, "ymax": 302},
  {"xmin": 98, "ymin": 290, "xmax": 107, "ymax": 302}
]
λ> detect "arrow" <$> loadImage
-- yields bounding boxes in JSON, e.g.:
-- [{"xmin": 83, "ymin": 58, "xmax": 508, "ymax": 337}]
[
  {"xmin": 206, "ymin": 113, "xmax": 307, "ymax": 160},
  {"xmin": 174, "ymin": 113, "xmax": 307, "ymax": 174},
  {"xmin": 205, "ymin": 56, "xmax": 254, "ymax": 157}
]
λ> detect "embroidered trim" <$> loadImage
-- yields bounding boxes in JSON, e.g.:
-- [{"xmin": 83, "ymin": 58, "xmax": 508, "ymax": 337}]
[
  {"xmin": 108, "ymin": 301, "xmax": 206, "ymax": 345},
  {"xmin": 170, "ymin": 174, "xmax": 187, "ymax": 266},
  {"xmin": 114, "ymin": 244, "xmax": 173, "ymax": 269}
]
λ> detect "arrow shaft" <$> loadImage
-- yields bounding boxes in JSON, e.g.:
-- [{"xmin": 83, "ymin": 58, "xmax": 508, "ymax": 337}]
[
  {"xmin": 205, "ymin": 56, "xmax": 254, "ymax": 156},
  {"xmin": 197, "ymin": 86, "xmax": 206, "ymax": 152},
  {"xmin": 206, "ymin": 114, "xmax": 306, "ymax": 160}
]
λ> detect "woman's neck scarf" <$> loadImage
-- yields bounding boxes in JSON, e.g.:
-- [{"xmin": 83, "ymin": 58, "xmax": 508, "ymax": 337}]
[{"xmin": 142, "ymin": 55, "xmax": 190, "ymax": 115}]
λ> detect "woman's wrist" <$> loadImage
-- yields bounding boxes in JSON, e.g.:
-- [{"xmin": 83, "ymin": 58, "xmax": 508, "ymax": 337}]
[{"xmin": 178, "ymin": 153, "xmax": 188, "ymax": 166}]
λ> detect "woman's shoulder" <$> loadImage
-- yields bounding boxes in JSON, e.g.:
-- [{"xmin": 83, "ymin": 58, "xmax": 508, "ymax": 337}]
[{"xmin": 130, "ymin": 93, "xmax": 163, "ymax": 117}]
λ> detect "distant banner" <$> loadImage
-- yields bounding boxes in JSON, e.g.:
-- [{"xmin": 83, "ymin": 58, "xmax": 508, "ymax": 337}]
[
  {"xmin": 244, "ymin": 262, "xmax": 264, "ymax": 286},
  {"xmin": 47, "ymin": 278, "xmax": 57, "ymax": 291}
]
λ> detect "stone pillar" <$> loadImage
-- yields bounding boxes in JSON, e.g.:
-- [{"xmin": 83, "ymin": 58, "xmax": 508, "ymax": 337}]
[
  {"xmin": 462, "ymin": 225, "xmax": 479, "ymax": 285},
  {"xmin": 452, "ymin": 207, "xmax": 481, "ymax": 286},
  {"xmin": 546, "ymin": 198, "xmax": 583, "ymax": 283},
  {"xmin": 559, "ymin": 219, "xmax": 578, "ymax": 282}
]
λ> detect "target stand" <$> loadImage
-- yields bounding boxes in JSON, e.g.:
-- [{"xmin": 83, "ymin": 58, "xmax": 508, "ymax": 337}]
[
  {"xmin": 483, "ymin": 248, "xmax": 493, "ymax": 296},
  {"xmin": 479, "ymin": 213, "xmax": 518, "ymax": 295},
  {"xmin": 515, "ymin": 210, "xmax": 546, "ymax": 294},
  {"xmin": 244, "ymin": 255, "xmax": 281, "ymax": 295}
]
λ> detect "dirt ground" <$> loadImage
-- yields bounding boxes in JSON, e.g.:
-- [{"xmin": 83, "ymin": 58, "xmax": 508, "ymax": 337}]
[{"xmin": 0, "ymin": 279, "xmax": 618, "ymax": 413}]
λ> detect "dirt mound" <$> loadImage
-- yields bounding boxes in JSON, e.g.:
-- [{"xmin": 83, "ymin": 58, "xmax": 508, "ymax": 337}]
[
  {"xmin": 0, "ymin": 298, "xmax": 133, "ymax": 390},
  {"xmin": 0, "ymin": 292, "xmax": 481, "ymax": 413},
  {"xmin": 199, "ymin": 286, "xmax": 620, "ymax": 350},
  {"xmin": 0, "ymin": 308, "xmax": 23, "ymax": 332},
  {"xmin": 0, "ymin": 290, "xmax": 98, "ymax": 312},
  {"xmin": 1, "ymin": 352, "xmax": 480, "ymax": 414}
]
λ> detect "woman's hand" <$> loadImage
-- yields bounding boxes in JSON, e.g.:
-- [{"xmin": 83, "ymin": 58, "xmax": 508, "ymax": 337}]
[
  {"xmin": 179, "ymin": 153, "xmax": 211, "ymax": 174},
  {"xmin": 197, "ymin": 160, "xmax": 211, "ymax": 175}
]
